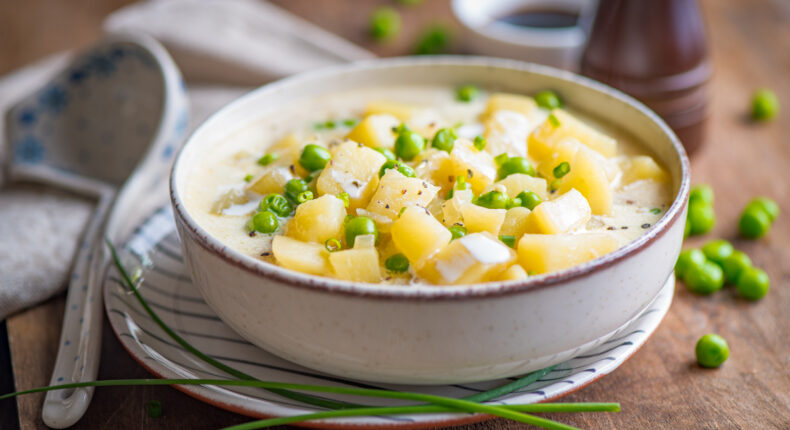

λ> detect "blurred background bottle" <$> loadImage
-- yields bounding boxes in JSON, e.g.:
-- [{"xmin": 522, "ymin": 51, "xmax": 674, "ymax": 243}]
[{"xmin": 581, "ymin": 0, "xmax": 711, "ymax": 155}]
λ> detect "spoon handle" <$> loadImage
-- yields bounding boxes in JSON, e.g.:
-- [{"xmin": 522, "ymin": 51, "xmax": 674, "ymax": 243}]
[{"xmin": 41, "ymin": 188, "xmax": 113, "ymax": 429}]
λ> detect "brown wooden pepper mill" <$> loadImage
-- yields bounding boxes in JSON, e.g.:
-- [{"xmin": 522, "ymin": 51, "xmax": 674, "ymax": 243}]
[{"xmin": 581, "ymin": 0, "xmax": 711, "ymax": 155}]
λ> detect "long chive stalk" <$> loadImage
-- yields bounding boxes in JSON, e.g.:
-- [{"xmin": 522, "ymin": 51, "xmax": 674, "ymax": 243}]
[
  {"xmin": 109, "ymin": 240, "xmax": 554, "ymax": 408},
  {"xmin": 0, "ymin": 378, "xmax": 617, "ymax": 430}
]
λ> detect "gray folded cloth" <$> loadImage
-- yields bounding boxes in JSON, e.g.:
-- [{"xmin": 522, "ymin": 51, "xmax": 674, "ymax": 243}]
[{"xmin": 0, "ymin": 0, "xmax": 373, "ymax": 320}]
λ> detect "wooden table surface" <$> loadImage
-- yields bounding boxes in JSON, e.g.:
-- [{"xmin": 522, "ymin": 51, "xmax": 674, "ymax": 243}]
[{"xmin": 2, "ymin": 0, "xmax": 789, "ymax": 428}]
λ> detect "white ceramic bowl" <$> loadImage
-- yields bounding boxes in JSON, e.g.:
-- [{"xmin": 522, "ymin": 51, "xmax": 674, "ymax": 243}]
[
  {"xmin": 170, "ymin": 57, "xmax": 689, "ymax": 385},
  {"xmin": 451, "ymin": 0, "xmax": 595, "ymax": 71}
]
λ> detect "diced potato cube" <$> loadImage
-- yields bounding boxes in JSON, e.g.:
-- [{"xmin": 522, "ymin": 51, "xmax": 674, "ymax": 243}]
[
  {"xmin": 449, "ymin": 139, "xmax": 497, "ymax": 194},
  {"xmin": 483, "ymin": 174, "xmax": 548, "ymax": 200},
  {"xmin": 317, "ymin": 141, "xmax": 387, "ymax": 209},
  {"xmin": 345, "ymin": 114, "xmax": 399, "ymax": 149},
  {"xmin": 499, "ymin": 206, "xmax": 531, "ymax": 237},
  {"xmin": 420, "ymin": 232, "xmax": 515, "ymax": 284},
  {"xmin": 330, "ymin": 243, "xmax": 381, "ymax": 283},
  {"xmin": 529, "ymin": 109, "xmax": 617, "ymax": 160},
  {"xmin": 440, "ymin": 189, "xmax": 474, "ymax": 227},
  {"xmin": 461, "ymin": 202, "xmax": 506, "ymax": 235},
  {"xmin": 517, "ymin": 233, "xmax": 619, "ymax": 274},
  {"xmin": 287, "ymin": 195, "xmax": 346, "ymax": 244},
  {"xmin": 557, "ymin": 145, "xmax": 613, "ymax": 215},
  {"xmin": 527, "ymin": 188, "xmax": 591, "ymax": 234},
  {"xmin": 266, "ymin": 133, "xmax": 303, "ymax": 166},
  {"xmin": 620, "ymin": 155, "xmax": 669, "ymax": 185},
  {"xmin": 248, "ymin": 166, "xmax": 294, "ymax": 195},
  {"xmin": 536, "ymin": 138, "xmax": 581, "ymax": 177},
  {"xmin": 493, "ymin": 264, "xmax": 528, "ymax": 281},
  {"xmin": 211, "ymin": 187, "xmax": 248, "ymax": 214},
  {"xmin": 391, "ymin": 206, "xmax": 451, "ymax": 269},
  {"xmin": 366, "ymin": 169, "xmax": 440, "ymax": 220},
  {"xmin": 483, "ymin": 110, "xmax": 532, "ymax": 158},
  {"xmin": 482, "ymin": 93, "xmax": 538, "ymax": 119},
  {"xmin": 413, "ymin": 149, "xmax": 454, "ymax": 190},
  {"xmin": 272, "ymin": 236, "xmax": 331, "ymax": 276},
  {"xmin": 364, "ymin": 101, "xmax": 418, "ymax": 121}
]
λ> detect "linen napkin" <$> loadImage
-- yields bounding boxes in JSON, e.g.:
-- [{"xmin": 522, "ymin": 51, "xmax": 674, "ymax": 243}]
[{"xmin": 0, "ymin": 0, "xmax": 374, "ymax": 320}]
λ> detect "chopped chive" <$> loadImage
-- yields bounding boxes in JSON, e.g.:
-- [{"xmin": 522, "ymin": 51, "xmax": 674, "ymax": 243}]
[
  {"xmin": 342, "ymin": 118, "xmax": 359, "ymax": 127},
  {"xmin": 146, "ymin": 400, "xmax": 163, "ymax": 418},
  {"xmin": 473, "ymin": 135, "xmax": 487, "ymax": 151},
  {"xmin": 257, "ymin": 153, "xmax": 279, "ymax": 166},
  {"xmin": 499, "ymin": 235, "xmax": 516, "ymax": 248},
  {"xmin": 456, "ymin": 85, "xmax": 479, "ymax": 102},
  {"xmin": 296, "ymin": 190, "xmax": 314, "ymax": 203},
  {"xmin": 550, "ymin": 179, "xmax": 561, "ymax": 192},
  {"xmin": 494, "ymin": 152, "xmax": 509, "ymax": 166},
  {"xmin": 324, "ymin": 120, "xmax": 336, "ymax": 130},
  {"xmin": 398, "ymin": 207, "xmax": 407, "ymax": 218},
  {"xmin": 548, "ymin": 113, "xmax": 561, "ymax": 127},
  {"xmin": 337, "ymin": 192, "xmax": 350, "ymax": 207},
  {"xmin": 243, "ymin": 174, "xmax": 254, "ymax": 183},
  {"xmin": 325, "ymin": 238, "xmax": 342, "ymax": 252},
  {"xmin": 553, "ymin": 162, "xmax": 570, "ymax": 179},
  {"xmin": 650, "ymin": 208, "xmax": 661, "ymax": 214},
  {"xmin": 449, "ymin": 225, "xmax": 467, "ymax": 240}
]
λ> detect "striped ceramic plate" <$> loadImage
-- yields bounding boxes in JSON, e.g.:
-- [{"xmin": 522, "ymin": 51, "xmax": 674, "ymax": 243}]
[{"xmin": 104, "ymin": 206, "xmax": 674, "ymax": 428}]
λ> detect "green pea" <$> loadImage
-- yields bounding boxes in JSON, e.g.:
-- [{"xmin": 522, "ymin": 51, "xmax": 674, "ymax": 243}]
[
  {"xmin": 751, "ymin": 88, "xmax": 779, "ymax": 121},
  {"xmin": 684, "ymin": 260, "xmax": 724, "ymax": 295},
  {"xmin": 284, "ymin": 178, "xmax": 310, "ymax": 203},
  {"xmin": 497, "ymin": 157, "xmax": 535, "ymax": 180},
  {"xmin": 722, "ymin": 250, "xmax": 752, "ymax": 284},
  {"xmin": 257, "ymin": 153, "xmax": 279, "ymax": 166},
  {"xmin": 243, "ymin": 174, "xmax": 254, "ymax": 183},
  {"xmin": 739, "ymin": 206, "xmax": 771, "ymax": 239},
  {"xmin": 378, "ymin": 159, "xmax": 416, "ymax": 178},
  {"xmin": 473, "ymin": 135, "xmax": 487, "ymax": 151},
  {"xmin": 534, "ymin": 90, "xmax": 563, "ymax": 110},
  {"xmin": 298, "ymin": 144, "xmax": 331, "ymax": 172},
  {"xmin": 449, "ymin": 225, "xmax": 467, "ymax": 240},
  {"xmin": 506, "ymin": 197, "xmax": 521, "ymax": 209},
  {"xmin": 374, "ymin": 147, "xmax": 396, "ymax": 161},
  {"xmin": 415, "ymin": 24, "xmax": 451, "ymax": 55},
  {"xmin": 689, "ymin": 184, "xmax": 714, "ymax": 206},
  {"xmin": 370, "ymin": 7, "xmax": 401, "ymax": 41},
  {"xmin": 146, "ymin": 400, "xmax": 163, "ymax": 418},
  {"xmin": 675, "ymin": 249, "xmax": 706, "ymax": 279},
  {"xmin": 475, "ymin": 191, "xmax": 509, "ymax": 209},
  {"xmin": 736, "ymin": 266, "xmax": 770, "ymax": 300},
  {"xmin": 393, "ymin": 130, "xmax": 425, "ymax": 161},
  {"xmin": 345, "ymin": 216, "xmax": 378, "ymax": 247},
  {"xmin": 517, "ymin": 191, "xmax": 542, "ymax": 210},
  {"xmin": 552, "ymin": 161, "xmax": 570, "ymax": 179},
  {"xmin": 695, "ymin": 334, "xmax": 729, "ymax": 368},
  {"xmin": 746, "ymin": 197, "xmax": 779, "ymax": 222},
  {"xmin": 259, "ymin": 194, "xmax": 293, "ymax": 217},
  {"xmin": 385, "ymin": 253, "xmax": 410, "ymax": 273},
  {"xmin": 431, "ymin": 128, "xmax": 457, "ymax": 152},
  {"xmin": 248, "ymin": 210, "xmax": 279, "ymax": 234},
  {"xmin": 456, "ymin": 85, "xmax": 479, "ymax": 102},
  {"xmin": 687, "ymin": 203, "xmax": 715, "ymax": 235},
  {"xmin": 701, "ymin": 239, "xmax": 734, "ymax": 266},
  {"xmin": 499, "ymin": 235, "xmax": 516, "ymax": 248}
]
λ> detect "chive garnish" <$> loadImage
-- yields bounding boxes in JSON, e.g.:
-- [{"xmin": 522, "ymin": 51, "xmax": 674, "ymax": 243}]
[
  {"xmin": 257, "ymin": 153, "xmax": 278, "ymax": 166},
  {"xmin": 325, "ymin": 238, "xmax": 342, "ymax": 252},
  {"xmin": 548, "ymin": 113, "xmax": 561, "ymax": 127},
  {"xmin": 0, "ymin": 242, "xmax": 621, "ymax": 430}
]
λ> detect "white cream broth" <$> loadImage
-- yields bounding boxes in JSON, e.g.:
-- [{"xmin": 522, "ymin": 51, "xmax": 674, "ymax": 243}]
[{"xmin": 185, "ymin": 86, "xmax": 671, "ymax": 284}]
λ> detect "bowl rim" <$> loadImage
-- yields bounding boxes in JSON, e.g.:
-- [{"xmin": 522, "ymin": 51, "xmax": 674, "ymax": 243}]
[{"xmin": 170, "ymin": 55, "xmax": 690, "ymax": 301}]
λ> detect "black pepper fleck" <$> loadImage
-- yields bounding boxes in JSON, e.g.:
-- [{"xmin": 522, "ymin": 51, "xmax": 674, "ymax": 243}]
[
  {"xmin": 248, "ymin": 231, "xmax": 256, "ymax": 237},
  {"xmin": 289, "ymin": 164, "xmax": 295, "ymax": 173},
  {"xmin": 621, "ymin": 226, "xmax": 628, "ymax": 230},
  {"xmin": 467, "ymin": 169, "xmax": 474, "ymax": 178},
  {"xmin": 641, "ymin": 223, "xmax": 651, "ymax": 229},
  {"xmin": 606, "ymin": 226, "xmax": 615, "ymax": 231},
  {"xmin": 626, "ymin": 200, "xmax": 634, "ymax": 205},
  {"xmin": 385, "ymin": 204, "xmax": 390, "ymax": 209},
  {"xmin": 260, "ymin": 252, "xmax": 270, "ymax": 256}
]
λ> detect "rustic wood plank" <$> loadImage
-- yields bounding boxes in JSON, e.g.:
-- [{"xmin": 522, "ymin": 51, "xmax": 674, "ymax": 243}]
[{"xmin": 3, "ymin": 0, "xmax": 790, "ymax": 428}]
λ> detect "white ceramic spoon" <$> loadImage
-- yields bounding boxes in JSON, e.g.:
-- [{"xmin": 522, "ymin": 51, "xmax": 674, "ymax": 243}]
[{"xmin": 4, "ymin": 32, "xmax": 187, "ymax": 428}]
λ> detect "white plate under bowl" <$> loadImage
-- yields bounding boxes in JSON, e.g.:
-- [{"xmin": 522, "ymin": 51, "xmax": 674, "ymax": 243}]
[{"xmin": 104, "ymin": 206, "xmax": 674, "ymax": 428}]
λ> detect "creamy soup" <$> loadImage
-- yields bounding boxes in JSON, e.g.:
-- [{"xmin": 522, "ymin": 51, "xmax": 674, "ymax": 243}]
[{"xmin": 185, "ymin": 86, "xmax": 672, "ymax": 285}]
